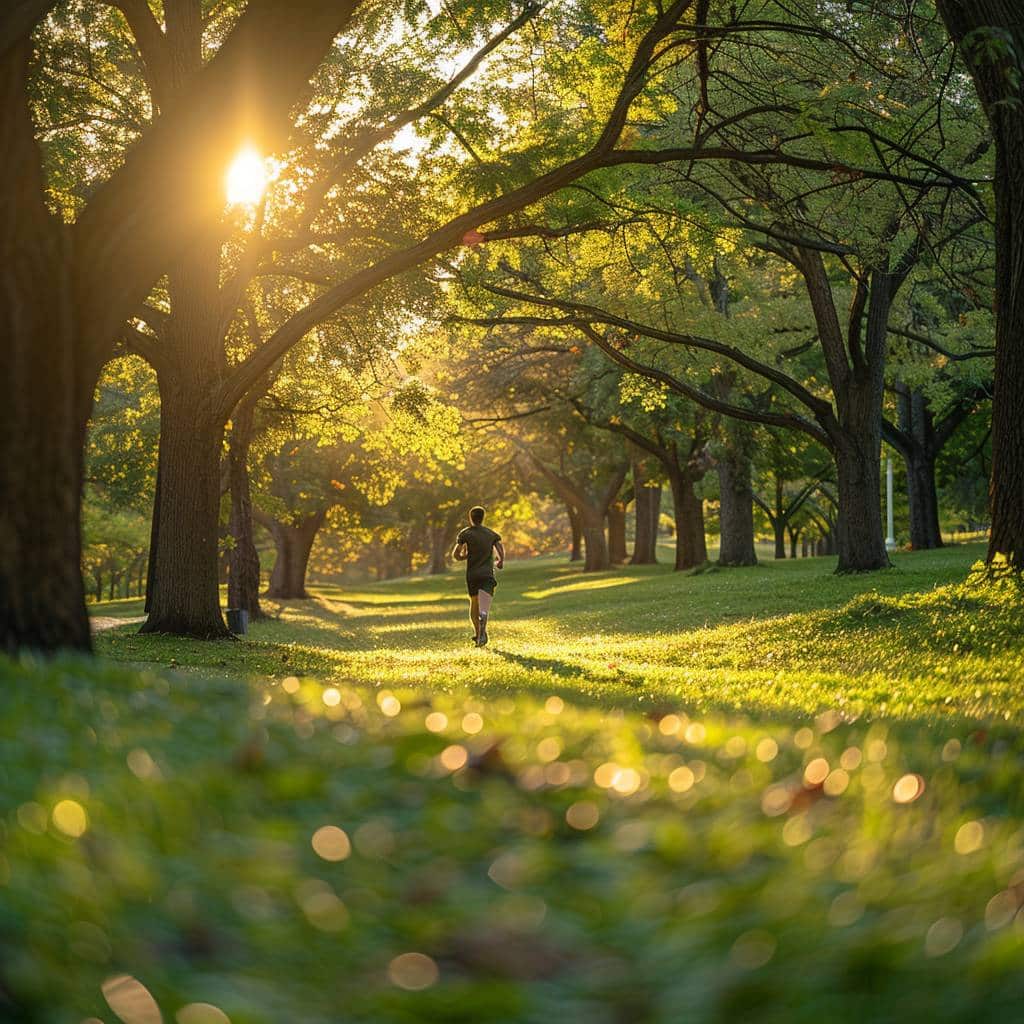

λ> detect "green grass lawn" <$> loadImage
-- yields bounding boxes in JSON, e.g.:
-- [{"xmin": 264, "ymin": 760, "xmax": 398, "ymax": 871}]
[{"xmin": 4, "ymin": 544, "xmax": 1024, "ymax": 1023}]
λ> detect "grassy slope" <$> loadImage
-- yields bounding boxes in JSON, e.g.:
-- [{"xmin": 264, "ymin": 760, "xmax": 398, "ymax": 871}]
[
  {"xmin": 98, "ymin": 543, "xmax": 1022, "ymax": 724},
  {"xmin": 2, "ymin": 544, "xmax": 1023, "ymax": 1023}
]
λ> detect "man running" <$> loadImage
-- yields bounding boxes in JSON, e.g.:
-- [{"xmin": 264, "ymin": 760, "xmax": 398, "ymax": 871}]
[{"xmin": 452, "ymin": 505, "xmax": 504, "ymax": 647}]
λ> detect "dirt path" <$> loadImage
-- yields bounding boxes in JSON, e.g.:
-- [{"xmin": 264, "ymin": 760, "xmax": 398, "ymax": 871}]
[{"xmin": 90, "ymin": 616, "xmax": 146, "ymax": 633}]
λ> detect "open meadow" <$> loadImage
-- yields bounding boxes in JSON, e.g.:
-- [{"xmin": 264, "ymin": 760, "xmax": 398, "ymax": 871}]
[{"xmin": 4, "ymin": 544, "xmax": 1024, "ymax": 1023}]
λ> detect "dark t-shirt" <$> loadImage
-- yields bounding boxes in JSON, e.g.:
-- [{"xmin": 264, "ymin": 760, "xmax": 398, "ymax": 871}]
[{"xmin": 457, "ymin": 525, "xmax": 501, "ymax": 578}]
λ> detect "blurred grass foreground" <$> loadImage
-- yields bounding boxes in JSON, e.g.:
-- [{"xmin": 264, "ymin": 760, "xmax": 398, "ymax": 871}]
[{"xmin": 3, "ymin": 545, "xmax": 1024, "ymax": 1022}]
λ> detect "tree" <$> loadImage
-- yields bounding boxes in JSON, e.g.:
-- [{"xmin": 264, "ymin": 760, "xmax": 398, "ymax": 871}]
[
  {"xmin": 1, "ymin": 0, "xmax": 360, "ymax": 652},
  {"xmin": 935, "ymin": 1, "xmax": 1024, "ymax": 569}
]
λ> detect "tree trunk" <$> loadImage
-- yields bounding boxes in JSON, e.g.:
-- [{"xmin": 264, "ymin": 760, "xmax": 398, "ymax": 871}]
[
  {"xmin": 937, "ymin": 0, "xmax": 1024, "ymax": 570},
  {"xmin": 607, "ymin": 501, "xmax": 628, "ymax": 563},
  {"xmin": 773, "ymin": 520, "xmax": 786, "ymax": 560},
  {"xmin": 266, "ymin": 511, "xmax": 326, "ymax": 598},
  {"xmin": 789, "ymin": 528, "xmax": 799, "ymax": 560},
  {"xmin": 227, "ymin": 394, "xmax": 265, "ymax": 619},
  {"xmin": 833, "ymin": 432, "xmax": 890, "ymax": 572},
  {"xmin": 567, "ymin": 505, "xmax": 583, "ymax": 561},
  {"xmin": 140, "ymin": 386, "xmax": 229, "ymax": 637},
  {"xmin": 429, "ymin": 525, "xmax": 449, "ymax": 575},
  {"xmin": 670, "ymin": 471, "xmax": 707, "ymax": 571},
  {"xmin": 0, "ymin": 45, "xmax": 91, "ymax": 653},
  {"xmin": 716, "ymin": 441, "xmax": 757, "ymax": 566},
  {"xmin": 631, "ymin": 485, "xmax": 660, "ymax": 564},
  {"xmin": 580, "ymin": 506, "xmax": 610, "ymax": 572},
  {"xmin": 630, "ymin": 452, "xmax": 659, "ymax": 565},
  {"xmin": 906, "ymin": 449, "xmax": 943, "ymax": 551}
]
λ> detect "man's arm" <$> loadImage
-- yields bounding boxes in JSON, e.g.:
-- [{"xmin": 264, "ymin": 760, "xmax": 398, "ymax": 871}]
[
  {"xmin": 452, "ymin": 542, "xmax": 468, "ymax": 561},
  {"xmin": 494, "ymin": 541, "xmax": 505, "ymax": 569}
]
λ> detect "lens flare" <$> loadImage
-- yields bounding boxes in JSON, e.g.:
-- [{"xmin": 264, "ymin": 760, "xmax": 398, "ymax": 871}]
[{"xmin": 226, "ymin": 146, "xmax": 267, "ymax": 205}]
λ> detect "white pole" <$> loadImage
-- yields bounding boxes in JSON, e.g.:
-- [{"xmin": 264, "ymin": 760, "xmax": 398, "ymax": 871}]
[{"xmin": 885, "ymin": 455, "xmax": 896, "ymax": 552}]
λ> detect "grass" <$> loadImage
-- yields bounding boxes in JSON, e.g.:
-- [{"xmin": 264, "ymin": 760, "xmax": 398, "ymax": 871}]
[{"xmin": 3, "ymin": 543, "xmax": 1024, "ymax": 1023}]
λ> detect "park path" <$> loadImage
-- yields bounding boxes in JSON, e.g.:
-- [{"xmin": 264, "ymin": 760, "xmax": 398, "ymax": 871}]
[{"xmin": 90, "ymin": 616, "xmax": 145, "ymax": 633}]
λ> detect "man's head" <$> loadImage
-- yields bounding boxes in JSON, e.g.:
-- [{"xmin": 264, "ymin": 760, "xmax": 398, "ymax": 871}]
[{"xmin": 469, "ymin": 505, "xmax": 486, "ymax": 525}]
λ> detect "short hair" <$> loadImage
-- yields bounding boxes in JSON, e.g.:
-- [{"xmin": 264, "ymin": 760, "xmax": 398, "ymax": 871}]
[{"xmin": 469, "ymin": 505, "xmax": 485, "ymax": 524}]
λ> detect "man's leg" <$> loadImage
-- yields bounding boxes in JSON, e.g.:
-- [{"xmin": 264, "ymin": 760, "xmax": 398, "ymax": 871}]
[
  {"xmin": 477, "ymin": 590, "xmax": 492, "ymax": 645},
  {"xmin": 469, "ymin": 593, "xmax": 480, "ymax": 640}
]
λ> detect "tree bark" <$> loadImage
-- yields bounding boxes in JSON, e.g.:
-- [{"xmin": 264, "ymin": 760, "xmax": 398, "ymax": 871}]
[
  {"xmin": 906, "ymin": 448, "xmax": 943, "ymax": 551},
  {"xmin": 937, "ymin": 0, "xmax": 1024, "ymax": 570},
  {"xmin": 0, "ymin": 42, "xmax": 91, "ymax": 653},
  {"xmin": 266, "ymin": 511, "xmax": 326, "ymax": 598},
  {"xmin": 833, "ymin": 431, "xmax": 888, "ymax": 572},
  {"xmin": 140, "ymin": 386, "xmax": 229, "ymax": 637},
  {"xmin": 716, "ymin": 436, "xmax": 757, "ymax": 566},
  {"xmin": 630, "ymin": 452, "xmax": 659, "ymax": 564},
  {"xmin": 669, "ymin": 470, "xmax": 707, "ymax": 570},
  {"xmin": 141, "ymin": 243, "xmax": 231, "ymax": 638},
  {"xmin": 567, "ymin": 505, "xmax": 583, "ymax": 561},
  {"xmin": 580, "ymin": 507, "xmax": 610, "ymax": 572},
  {"xmin": 607, "ymin": 500, "xmax": 628, "ymax": 563},
  {"xmin": 227, "ymin": 393, "xmax": 265, "ymax": 619},
  {"xmin": 429, "ymin": 525, "xmax": 449, "ymax": 574}
]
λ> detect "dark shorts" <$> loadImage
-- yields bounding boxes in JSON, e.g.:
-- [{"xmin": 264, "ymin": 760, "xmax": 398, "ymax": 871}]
[{"xmin": 467, "ymin": 575, "xmax": 497, "ymax": 597}]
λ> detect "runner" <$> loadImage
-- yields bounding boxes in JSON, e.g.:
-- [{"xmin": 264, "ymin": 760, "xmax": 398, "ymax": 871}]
[{"xmin": 452, "ymin": 505, "xmax": 504, "ymax": 647}]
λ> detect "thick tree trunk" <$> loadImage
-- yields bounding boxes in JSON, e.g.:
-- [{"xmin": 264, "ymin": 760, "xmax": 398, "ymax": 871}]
[
  {"xmin": 0, "ymin": 46, "xmax": 91, "ymax": 653},
  {"xmin": 266, "ymin": 511, "xmax": 326, "ymax": 598},
  {"xmin": 906, "ymin": 449, "xmax": 943, "ymax": 551},
  {"xmin": 833, "ymin": 433, "xmax": 890, "ymax": 572},
  {"xmin": 607, "ymin": 501, "xmax": 628, "ymax": 563},
  {"xmin": 938, "ymin": 0, "xmax": 1024, "ymax": 570},
  {"xmin": 140, "ymin": 387, "xmax": 229, "ymax": 637},
  {"xmin": 227, "ymin": 395, "xmax": 265, "ymax": 619},
  {"xmin": 567, "ymin": 505, "xmax": 583, "ymax": 561},
  {"xmin": 580, "ymin": 507, "xmax": 610, "ymax": 572},
  {"xmin": 717, "ymin": 442, "xmax": 757, "ymax": 566},
  {"xmin": 670, "ymin": 472, "xmax": 707, "ymax": 571},
  {"xmin": 631, "ymin": 485, "xmax": 660, "ymax": 564},
  {"xmin": 141, "ymin": 243, "xmax": 231, "ymax": 638}
]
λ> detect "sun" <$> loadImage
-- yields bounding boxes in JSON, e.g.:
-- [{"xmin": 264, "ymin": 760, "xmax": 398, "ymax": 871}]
[{"xmin": 226, "ymin": 145, "xmax": 267, "ymax": 206}]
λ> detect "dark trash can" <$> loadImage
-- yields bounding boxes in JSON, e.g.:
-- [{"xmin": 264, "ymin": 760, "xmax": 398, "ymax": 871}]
[{"xmin": 227, "ymin": 609, "xmax": 249, "ymax": 635}]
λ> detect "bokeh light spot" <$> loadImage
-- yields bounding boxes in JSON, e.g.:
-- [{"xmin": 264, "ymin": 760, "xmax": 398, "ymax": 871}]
[
  {"xmin": 177, "ymin": 1004, "xmax": 231, "ymax": 1024},
  {"xmin": 388, "ymin": 952, "xmax": 439, "ymax": 990},
  {"xmin": 668, "ymin": 766, "xmax": 695, "ymax": 793},
  {"xmin": 730, "ymin": 930, "xmax": 776, "ymax": 969},
  {"xmin": 955, "ymin": 820, "xmax": 984, "ymax": 855},
  {"xmin": 566, "ymin": 801, "xmax": 600, "ymax": 830},
  {"xmin": 311, "ymin": 826, "xmax": 351, "ymax": 862},
  {"xmin": 925, "ymin": 917, "xmax": 963, "ymax": 957},
  {"xmin": 440, "ymin": 745, "xmax": 468, "ymax": 772},
  {"xmin": 803, "ymin": 758, "xmax": 829, "ymax": 786},
  {"xmin": 377, "ymin": 692, "xmax": 401, "ymax": 717},
  {"xmin": 52, "ymin": 799, "xmax": 88, "ymax": 838},
  {"xmin": 424, "ymin": 711, "xmax": 448, "ymax": 733},
  {"xmin": 102, "ymin": 974, "xmax": 162, "ymax": 1024},
  {"xmin": 893, "ymin": 773, "xmax": 925, "ymax": 804}
]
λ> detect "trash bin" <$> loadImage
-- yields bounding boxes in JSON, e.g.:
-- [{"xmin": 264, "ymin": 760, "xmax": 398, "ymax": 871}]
[{"xmin": 227, "ymin": 608, "xmax": 248, "ymax": 635}]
